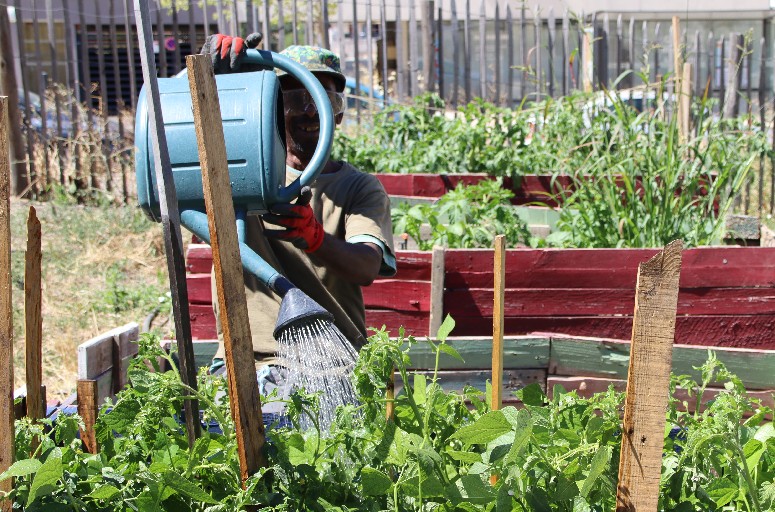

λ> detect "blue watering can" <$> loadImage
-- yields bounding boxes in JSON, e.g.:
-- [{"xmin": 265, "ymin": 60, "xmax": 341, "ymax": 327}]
[{"xmin": 135, "ymin": 49, "xmax": 337, "ymax": 324}]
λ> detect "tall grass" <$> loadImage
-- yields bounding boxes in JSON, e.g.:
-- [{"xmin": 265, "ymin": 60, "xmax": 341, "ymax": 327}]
[{"xmin": 547, "ymin": 79, "xmax": 770, "ymax": 248}]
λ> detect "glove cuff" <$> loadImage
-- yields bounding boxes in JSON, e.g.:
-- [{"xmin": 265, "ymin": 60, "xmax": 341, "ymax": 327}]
[{"xmin": 304, "ymin": 224, "xmax": 325, "ymax": 253}]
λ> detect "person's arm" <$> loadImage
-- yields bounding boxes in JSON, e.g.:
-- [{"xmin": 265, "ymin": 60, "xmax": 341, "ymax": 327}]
[{"xmin": 312, "ymin": 237, "xmax": 383, "ymax": 286}]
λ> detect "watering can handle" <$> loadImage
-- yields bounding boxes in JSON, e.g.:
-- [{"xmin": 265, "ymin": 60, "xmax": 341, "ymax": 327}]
[{"xmin": 242, "ymin": 49, "xmax": 334, "ymax": 204}]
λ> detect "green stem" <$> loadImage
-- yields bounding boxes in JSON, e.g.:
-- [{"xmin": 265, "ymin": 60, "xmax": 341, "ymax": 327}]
[{"xmin": 731, "ymin": 439, "xmax": 763, "ymax": 512}]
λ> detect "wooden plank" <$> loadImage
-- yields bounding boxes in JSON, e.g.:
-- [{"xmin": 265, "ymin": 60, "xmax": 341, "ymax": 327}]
[
  {"xmin": 110, "ymin": 0, "xmax": 128, "ymax": 202},
  {"xmin": 189, "ymin": 304, "xmax": 217, "ymax": 340},
  {"xmin": 478, "ymin": 0, "xmax": 486, "ymax": 99},
  {"xmin": 424, "ymin": 0, "xmax": 436, "ymax": 92},
  {"xmin": 492, "ymin": 236, "xmax": 505, "ymax": 411},
  {"xmin": 136, "ymin": 0, "xmax": 200, "ymax": 445},
  {"xmin": 77, "ymin": 323, "xmax": 140, "ymax": 380},
  {"xmin": 547, "ymin": 376, "xmax": 774, "ymax": 418},
  {"xmin": 436, "ymin": 5, "xmax": 443, "ymax": 99},
  {"xmin": 90, "ymin": 356, "xmax": 135, "ymax": 405},
  {"xmin": 0, "ymin": 96, "xmax": 15, "ymax": 508},
  {"xmin": 13, "ymin": 0, "xmax": 35, "ymax": 192},
  {"xmin": 365, "ymin": 309, "xmax": 429, "ymax": 336},
  {"xmin": 428, "ymin": 246, "xmax": 445, "ymax": 335},
  {"xmin": 451, "ymin": 0, "xmax": 459, "ymax": 106},
  {"xmin": 616, "ymin": 240, "xmax": 682, "ymax": 511},
  {"xmin": 32, "ymin": 0, "xmax": 51, "ymax": 185},
  {"xmin": 24, "ymin": 207, "xmax": 43, "ymax": 422},
  {"xmin": 519, "ymin": 3, "xmax": 525, "ymax": 100},
  {"xmin": 534, "ymin": 10, "xmax": 541, "ymax": 97},
  {"xmin": 123, "ymin": 0, "xmax": 138, "ymax": 110},
  {"xmin": 582, "ymin": 25, "xmax": 592, "ymax": 92},
  {"xmin": 562, "ymin": 11, "xmax": 569, "ymax": 95},
  {"xmin": 77, "ymin": 379, "xmax": 99, "ymax": 454},
  {"xmin": 408, "ymin": 0, "xmax": 418, "ymax": 97},
  {"xmin": 494, "ymin": 2, "xmax": 501, "ymax": 103},
  {"xmin": 507, "ymin": 5, "xmax": 514, "ymax": 105},
  {"xmin": 448, "ymin": 314, "xmax": 775, "ymax": 349},
  {"xmin": 186, "ymin": 243, "xmax": 216, "ymax": 273},
  {"xmin": 187, "ymin": 54, "xmax": 267, "ymax": 477},
  {"xmin": 547, "ymin": 8, "xmax": 555, "ymax": 98},
  {"xmin": 550, "ymin": 334, "xmax": 775, "ymax": 391},
  {"xmin": 443, "ymin": 247, "xmax": 775, "ymax": 289},
  {"xmin": 724, "ymin": 33, "xmax": 742, "ymax": 119},
  {"xmin": 464, "ymin": 0, "xmax": 471, "ymax": 102},
  {"xmin": 364, "ymin": 279, "xmax": 432, "ymax": 312},
  {"xmin": 445, "ymin": 286, "xmax": 775, "ymax": 317},
  {"xmin": 395, "ymin": 0, "xmax": 405, "ymax": 102},
  {"xmin": 395, "ymin": 369, "xmax": 546, "ymax": 397},
  {"xmin": 352, "ymin": 0, "xmax": 361, "ymax": 124},
  {"xmin": 407, "ymin": 336, "xmax": 551, "ymax": 370}
]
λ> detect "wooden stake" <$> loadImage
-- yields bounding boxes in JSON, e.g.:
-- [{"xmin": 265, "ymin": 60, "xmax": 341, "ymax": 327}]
[
  {"xmin": 77, "ymin": 379, "xmax": 99, "ymax": 454},
  {"xmin": 0, "ymin": 97, "xmax": 15, "ymax": 511},
  {"xmin": 134, "ymin": 0, "xmax": 201, "ymax": 445},
  {"xmin": 385, "ymin": 370, "xmax": 395, "ymax": 421},
  {"xmin": 428, "ymin": 246, "xmax": 445, "ymax": 336},
  {"xmin": 672, "ymin": 17, "xmax": 682, "ymax": 86},
  {"xmin": 616, "ymin": 240, "xmax": 683, "ymax": 512},
  {"xmin": 186, "ymin": 54, "xmax": 267, "ymax": 479},
  {"xmin": 490, "ymin": 234, "xmax": 505, "ymax": 486},
  {"xmin": 677, "ymin": 63, "xmax": 693, "ymax": 144},
  {"xmin": 582, "ymin": 27, "xmax": 593, "ymax": 93},
  {"xmin": 491, "ymin": 235, "xmax": 505, "ymax": 411},
  {"xmin": 25, "ymin": 206, "xmax": 44, "ymax": 438}
]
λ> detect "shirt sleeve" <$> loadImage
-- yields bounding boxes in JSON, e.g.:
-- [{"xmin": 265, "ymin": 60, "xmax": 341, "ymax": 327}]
[{"xmin": 347, "ymin": 234, "xmax": 397, "ymax": 276}]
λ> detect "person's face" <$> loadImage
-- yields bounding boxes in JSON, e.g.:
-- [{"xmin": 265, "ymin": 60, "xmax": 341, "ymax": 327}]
[{"xmin": 279, "ymin": 73, "xmax": 344, "ymax": 164}]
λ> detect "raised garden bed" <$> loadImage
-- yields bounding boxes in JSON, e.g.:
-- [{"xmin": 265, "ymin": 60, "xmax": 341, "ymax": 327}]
[{"xmin": 186, "ymin": 245, "xmax": 775, "ymax": 349}]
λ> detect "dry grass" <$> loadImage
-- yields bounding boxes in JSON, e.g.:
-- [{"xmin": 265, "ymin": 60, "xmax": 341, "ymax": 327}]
[{"xmin": 9, "ymin": 198, "xmax": 174, "ymax": 400}]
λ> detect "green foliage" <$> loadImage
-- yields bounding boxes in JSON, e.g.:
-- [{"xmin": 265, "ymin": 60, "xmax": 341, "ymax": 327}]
[
  {"xmin": 392, "ymin": 179, "xmax": 534, "ymax": 250},
  {"xmin": 2, "ymin": 328, "xmax": 773, "ymax": 510},
  {"xmin": 545, "ymin": 84, "xmax": 769, "ymax": 248}
]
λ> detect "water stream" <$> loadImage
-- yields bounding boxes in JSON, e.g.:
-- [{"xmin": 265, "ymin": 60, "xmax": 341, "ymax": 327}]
[{"xmin": 276, "ymin": 317, "xmax": 359, "ymax": 432}]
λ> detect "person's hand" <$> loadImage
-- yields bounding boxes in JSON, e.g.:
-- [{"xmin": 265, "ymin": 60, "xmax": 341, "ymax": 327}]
[
  {"xmin": 200, "ymin": 32, "xmax": 262, "ymax": 74},
  {"xmin": 262, "ymin": 187, "xmax": 324, "ymax": 253}
]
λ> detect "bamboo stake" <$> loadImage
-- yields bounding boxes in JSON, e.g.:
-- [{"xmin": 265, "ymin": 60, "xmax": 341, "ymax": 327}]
[
  {"xmin": 428, "ymin": 246, "xmax": 445, "ymax": 337},
  {"xmin": 582, "ymin": 26, "xmax": 593, "ymax": 93},
  {"xmin": 672, "ymin": 17, "xmax": 682, "ymax": 84},
  {"xmin": 0, "ymin": 96, "xmax": 15, "ymax": 512},
  {"xmin": 490, "ymin": 235, "xmax": 505, "ymax": 486},
  {"xmin": 77, "ymin": 379, "xmax": 99, "ymax": 454},
  {"xmin": 491, "ymin": 235, "xmax": 505, "ymax": 412},
  {"xmin": 25, "ymin": 206, "xmax": 43, "ymax": 434},
  {"xmin": 186, "ymin": 54, "xmax": 267, "ymax": 479},
  {"xmin": 678, "ymin": 63, "xmax": 693, "ymax": 145},
  {"xmin": 386, "ymin": 371, "xmax": 395, "ymax": 421},
  {"xmin": 616, "ymin": 240, "xmax": 683, "ymax": 512}
]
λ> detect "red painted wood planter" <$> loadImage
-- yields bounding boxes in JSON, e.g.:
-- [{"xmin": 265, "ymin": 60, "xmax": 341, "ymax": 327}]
[{"xmin": 185, "ymin": 244, "xmax": 775, "ymax": 350}]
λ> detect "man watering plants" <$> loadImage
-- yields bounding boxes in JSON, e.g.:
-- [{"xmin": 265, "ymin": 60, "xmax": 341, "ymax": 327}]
[{"xmin": 200, "ymin": 35, "xmax": 396, "ymax": 406}]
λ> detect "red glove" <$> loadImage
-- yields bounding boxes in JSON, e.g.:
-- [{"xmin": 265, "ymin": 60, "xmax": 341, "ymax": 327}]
[
  {"xmin": 200, "ymin": 33, "xmax": 262, "ymax": 74},
  {"xmin": 262, "ymin": 189, "xmax": 324, "ymax": 253}
]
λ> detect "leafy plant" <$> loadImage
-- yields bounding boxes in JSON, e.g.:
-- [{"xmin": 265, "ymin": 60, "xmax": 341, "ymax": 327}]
[
  {"xmin": 392, "ymin": 179, "xmax": 533, "ymax": 250},
  {"xmin": 1, "ymin": 324, "xmax": 772, "ymax": 510}
]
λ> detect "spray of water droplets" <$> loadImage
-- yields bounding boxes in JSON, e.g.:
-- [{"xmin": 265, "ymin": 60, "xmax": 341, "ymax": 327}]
[{"xmin": 276, "ymin": 317, "xmax": 359, "ymax": 432}]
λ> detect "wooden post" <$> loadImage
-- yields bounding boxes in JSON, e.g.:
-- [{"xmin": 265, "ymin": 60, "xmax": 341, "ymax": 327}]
[
  {"xmin": 672, "ymin": 16, "xmax": 682, "ymax": 85},
  {"xmin": 385, "ymin": 370, "xmax": 395, "ymax": 421},
  {"xmin": 0, "ymin": 6, "xmax": 27, "ymax": 195},
  {"xmin": 616, "ymin": 240, "xmax": 683, "ymax": 512},
  {"xmin": 723, "ymin": 33, "xmax": 742, "ymax": 119},
  {"xmin": 25, "ymin": 206, "xmax": 43, "ymax": 426},
  {"xmin": 428, "ymin": 246, "xmax": 445, "ymax": 337},
  {"xmin": 421, "ymin": 0, "xmax": 435, "ymax": 93},
  {"xmin": 186, "ymin": 54, "xmax": 267, "ymax": 479},
  {"xmin": 134, "ymin": 0, "xmax": 201, "ymax": 445},
  {"xmin": 76, "ymin": 379, "xmax": 99, "ymax": 454},
  {"xmin": 491, "ymin": 235, "xmax": 505, "ymax": 411},
  {"xmin": 0, "ymin": 96, "xmax": 16, "ymax": 511},
  {"xmin": 582, "ymin": 26, "xmax": 593, "ymax": 93},
  {"xmin": 677, "ymin": 63, "xmax": 692, "ymax": 144}
]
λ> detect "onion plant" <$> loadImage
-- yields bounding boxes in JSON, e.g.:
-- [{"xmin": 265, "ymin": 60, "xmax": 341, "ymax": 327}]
[{"xmin": 546, "ymin": 77, "xmax": 770, "ymax": 248}]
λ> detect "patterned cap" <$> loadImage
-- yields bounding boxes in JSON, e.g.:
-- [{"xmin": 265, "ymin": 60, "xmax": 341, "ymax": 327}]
[{"xmin": 277, "ymin": 45, "xmax": 346, "ymax": 92}]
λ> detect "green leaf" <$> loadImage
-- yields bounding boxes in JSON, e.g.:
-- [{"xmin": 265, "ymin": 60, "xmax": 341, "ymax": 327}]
[
  {"xmin": 27, "ymin": 455, "xmax": 63, "ymax": 506},
  {"xmin": 435, "ymin": 314, "xmax": 455, "ymax": 342},
  {"xmin": 360, "ymin": 468, "xmax": 393, "ymax": 496},
  {"xmin": 0, "ymin": 458, "xmax": 42, "ymax": 482},
  {"xmin": 707, "ymin": 477, "xmax": 738, "ymax": 507},
  {"xmin": 438, "ymin": 343, "xmax": 464, "ymax": 363},
  {"xmin": 516, "ymin": 383, "xmax": 546, "ymax": 406},
  {"xmin": 755, "ymin": 423, "xmax": 775, "ymax": 443},
  {"xmin": 447, "ymin": 450, "xmax": 483, "ymax": 464},
  {"xmin": 413, "ymin": 374, "xmax": 427, "ymax": 405},
  {"xmin": 161, "ymin": 471, "xmax": 219, "ymax": 504},
  {"xmin": 579, "ymin": 445, "xmax": 612, "ymax": 498},
  {"xmin": 496, "ymin": 482, "xmax": 513, "ymax": 512},
  {"xmin": 451, "ymin": 411, "xmax": 512, "ymax": 445},
  {"xmin": 446, "ymin": 475, "xmax": 495, "ymax": 505},
  {"xmin": 87, "ymin": 484, "xmax": 121, "ymax": 501},
  {"xmin": 743, "ymin": 439, "xmax": 765, "ymax": 470},
  {"xmin": 504, "ymin": 409, "xmax": 533, "ymax": 465},
  {"xmin": 134, "ymin": 492, "xmax": 165, "ymax": 512}
]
